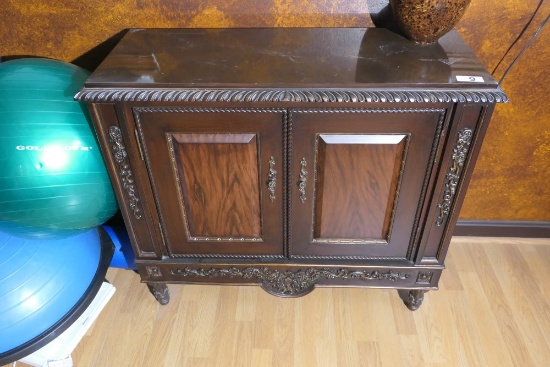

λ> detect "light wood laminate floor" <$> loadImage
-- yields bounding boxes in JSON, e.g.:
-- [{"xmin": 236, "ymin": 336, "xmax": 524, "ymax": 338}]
[{"xmin": 7, "ymin": 236, "xmax": 550, "ymax": 367}]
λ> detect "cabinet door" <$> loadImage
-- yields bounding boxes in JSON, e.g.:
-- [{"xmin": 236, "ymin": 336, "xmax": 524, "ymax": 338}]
[
  {"xmin": 133, "ymin": 107, "xmax": 285, "ymax": 257},
  {"xmin": 289, "ymin": 108, "xmax": 446, "ymax": 260}
]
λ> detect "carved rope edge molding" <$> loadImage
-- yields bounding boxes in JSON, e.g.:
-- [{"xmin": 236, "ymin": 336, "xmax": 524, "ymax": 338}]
[
  {"xmin": 170, "ymin": 266, "xmax": 410, "ymax": 296},
  {"xmin": 108, "ymin": 126, "xmax": 143, "ymax": 220},
  {"xmin": 76, "ymin": 88, "xmax": 508, "ymax": 104}
]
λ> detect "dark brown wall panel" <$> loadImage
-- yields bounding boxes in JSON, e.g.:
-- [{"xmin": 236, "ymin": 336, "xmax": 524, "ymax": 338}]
[{"xmin": 1, "ymin": 0, "xmax": 548, "ymax": 221}]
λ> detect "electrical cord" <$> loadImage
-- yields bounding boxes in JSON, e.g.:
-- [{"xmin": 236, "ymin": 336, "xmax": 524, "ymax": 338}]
[
  {"xmin": 492, "ymin": 0, "xmax": 544, "ymax": 76},
  {"xmin": 498, "ymin": 12, "xmax": 550, "ymax": 86}
]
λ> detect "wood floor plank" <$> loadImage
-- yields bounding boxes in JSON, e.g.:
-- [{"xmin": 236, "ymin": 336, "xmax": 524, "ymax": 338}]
[
  {"xmin": 483, "ymin": 243, "xmax": 550, "ymax": 364},
  {"xmin": 428, "ymin": 290, "xmax": 466, "ymax": 366},
  {"xmin": 532, "ymin": 244, "xmax": 550, "ymax": 298},
  {"xmin": 368, "ymin": 290, "xmax": 403, "ymax": 366},
  {"xmin": 314, "ymin": 340, "xmax": 338, "ymax": 367},
  {"xmin": 390, "ymin": 289, "xmax": 419, "ymax": 336},
  {"xmin": 251, "ymin": 348, "xmax": 273, "ymax": 367},
  {"xmin": 413, "ymin": 294, "xmax": 447, "ymax": 365},
  {"xmin": 458, "ymin": 271, "xmax": 516, "ymax": 366},
  {"xmin": 271, "ymin": 297, "xmax": 294, "ymax": 367},
  {"xmin": 445, "ymin": 288, "xmax": 489, "ymax": 367},
  {"xmin": 348, "ymin": 288, "xmax": 379, "ymax": 342},
  {"xmin": 253, "ymin": 290, "xmax": 277, "ymax": 350},
  {"xmin": 332, "ymin": 288, "xmax": 358, "ymax": 341},
  {"xmin": 357, "ymin": 341, "xmax": 381, "ymax": 367},
  {"xmin": 397, "ymin": 335, "xmax": 426, "ymax": 367},
  {"xmin": 5, "ymin": 237, "xmax": 550, "ymax": 367},
  {"xmin": 438, "ymin": 248, "xmax": 465, "ymax": 291},
  {"xmin": 470, "ymin": 244, "xmax": 536, "ymax": 366},
  {"xmin": 334, "ymin": 341, "xmax": 361, "ymax": 367}
]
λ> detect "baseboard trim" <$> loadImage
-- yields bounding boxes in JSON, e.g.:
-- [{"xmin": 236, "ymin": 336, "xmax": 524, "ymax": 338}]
[{"xmin": 454, "ymin": 220, "xmax": 550, "ymax": 238}]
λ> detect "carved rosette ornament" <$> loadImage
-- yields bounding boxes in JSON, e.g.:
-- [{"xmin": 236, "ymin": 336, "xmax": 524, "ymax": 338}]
[
  {"xmin": 171, "ymin": 267, "xmax": 410, "ymax": 297},
  {"xmin": 146, "ymin": 266, "xmax": 162, "ymax": 278},
  {"xmin": 416, "ymin": 271, "xmax": 433, "ymax": 284},
  {"xmin": 436, "ymin": 128, "xmax": 473, "ymax": 226},
  {"xmin": 109, "ymin": 126, "xmax": 143, "ymax": 220}
]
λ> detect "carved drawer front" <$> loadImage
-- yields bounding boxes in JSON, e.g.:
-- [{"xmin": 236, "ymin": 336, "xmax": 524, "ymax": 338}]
[
  {"xmin": 289, "ymin": 108, "xmax": 446, "ymax": 260},
  {"xmin": 133, "ymin": 107, "xmax": 285, "ymax": 258}
]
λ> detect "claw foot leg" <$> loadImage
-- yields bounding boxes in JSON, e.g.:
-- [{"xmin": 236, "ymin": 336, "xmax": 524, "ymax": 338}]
[
  {"xmin": 398, "ymin": 289, "xmax": 426, "ymax": 311},
  {"xmin": 147, "ymin": 282, "xmax": 170, "ymax": 305}
]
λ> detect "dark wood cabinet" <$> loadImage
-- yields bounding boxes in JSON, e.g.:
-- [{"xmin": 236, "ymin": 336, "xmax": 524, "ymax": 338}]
[{"xmin": 77, "ymin": 28, "xmax": 506, "ymax": 310}]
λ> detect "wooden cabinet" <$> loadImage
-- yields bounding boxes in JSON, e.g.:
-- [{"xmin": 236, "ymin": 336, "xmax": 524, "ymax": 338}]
[{"xmin": 77, "ymin": 28, "xmax": 506, "ymax": 310}]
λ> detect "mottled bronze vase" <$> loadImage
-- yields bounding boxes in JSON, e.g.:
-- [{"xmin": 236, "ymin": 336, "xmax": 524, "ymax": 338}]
[{"xmin": 390, "ymin": 0, "xmax": 471, "ymax": 44}]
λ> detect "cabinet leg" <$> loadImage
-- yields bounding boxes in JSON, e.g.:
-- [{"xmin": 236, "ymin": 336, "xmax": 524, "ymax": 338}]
[
  {"xmin": 147, "ymin": 282, "xmax": 170, "ymax": 305},
  {"xmin": 398, "ymin": 289, "xmax": 426, "ymax": 311}
]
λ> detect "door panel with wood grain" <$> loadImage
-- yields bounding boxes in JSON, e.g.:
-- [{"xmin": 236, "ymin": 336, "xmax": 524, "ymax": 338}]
[
  {"xmin": 290, "ymin": 108, "xmax": 446, "ymax": 259},
  {"xmin": 172, "ymin": 133, "xmax": 262, "ymax": 239},
  {"xmin": 313, "ymin": 134, "xmax": 407, "ymax": 242},
  {"xmin": 134, "ymin": 107, "xmax": 285, "ymax": 257}
]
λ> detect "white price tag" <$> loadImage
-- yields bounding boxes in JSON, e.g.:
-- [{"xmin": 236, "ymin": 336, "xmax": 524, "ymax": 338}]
[{"xmin": 456, "ymin": 75, "xmax": 485, "ymax": 83}]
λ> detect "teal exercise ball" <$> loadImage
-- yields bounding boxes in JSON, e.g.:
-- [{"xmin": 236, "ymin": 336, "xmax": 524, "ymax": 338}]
[{"xmin": 0, "ymin": 58, "xmax": 118, "ymax": 239}]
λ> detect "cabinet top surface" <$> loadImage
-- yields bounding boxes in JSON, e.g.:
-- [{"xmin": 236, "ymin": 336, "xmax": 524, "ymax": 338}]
[{"xmin": 81, "ymin": 28, "xmax": 503, "ymax": 98}]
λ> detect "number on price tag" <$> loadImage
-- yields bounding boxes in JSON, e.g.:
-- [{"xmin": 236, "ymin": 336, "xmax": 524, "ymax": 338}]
[{"xmin": 456, "ymin": 76, "xmax": 485, "ymax": 83}]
